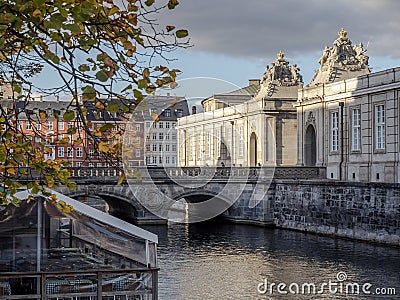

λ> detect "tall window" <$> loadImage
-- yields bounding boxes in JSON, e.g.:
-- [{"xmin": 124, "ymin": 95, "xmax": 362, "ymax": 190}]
[
  {"xmin": 135, "ymin": 149, "xmax": 141, "ymax": 157},
  {"xmin": 216, "ymin": 128, "xmax": 221, "ymax": 158},
  {"xmin": 238, "ymin": 125, "xmax": 244, "ymax": 157},
  {"xmin": 330, "ymin": 111, "xmax": 339, "ymax": 152},
  {"xmin": 375, "ymin": 104, "xmax": 385, "ymax": 150},
  {"xmin": 26, "ymin": 122, "xmax": 32, "ymax": 130},
  {"xmin": 159, "ymin": 122, "xmax": 163, "ymax": 128},
  {"xmin": 47, "ymin": 121, "xmax": 53, "ymax": 131},
  {"xmin": 164, "ymin": 109, "xmax": 171, "ymax": 117},
  {"xmin": 76, "ymin": 147, "xmax": 82, "ymax": 157},
  {"xmin": 35, "ymin": 122, "xmax": 41, "ymax": 130},
  {"xmin": 58, "ymin": 122, "xmax": 64, "ymax": 131},
  {"xmin": 67, "ymin": 147, "xmax": 73, "ymax": 157},
  {"xmin": 206, "ymin": 131, "xmax": 211, "ymax": 157},
  {"xmin": 135, "ymin": 123, "xmax": 141, "ymax": 131},
  {"xmin": 58, "ymin": 147, "xmax": 64, "ymax": 157},
  {"xmin": 351, "ymin": 108, "xmax": 361, "ymax": 151},
  {"xmin": 166, "ymin": 122, "xmax": 170, "ymax": 128}
]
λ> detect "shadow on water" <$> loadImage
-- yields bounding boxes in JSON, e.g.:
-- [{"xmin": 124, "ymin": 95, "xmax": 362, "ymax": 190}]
[{"xmin": 142, "ymin": 220, "xmax": 400, "ymax": 300}]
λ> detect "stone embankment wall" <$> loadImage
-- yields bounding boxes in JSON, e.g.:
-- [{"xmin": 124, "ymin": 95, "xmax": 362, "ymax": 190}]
[{"xmin": 271, "ymin": 180, "xmax": 400, "ymax": 246}]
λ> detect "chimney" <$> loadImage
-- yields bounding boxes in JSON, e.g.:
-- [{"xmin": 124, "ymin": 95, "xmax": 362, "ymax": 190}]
[
  {"xmin": 192, "ymin": 106, "xmax": 197, "ymax": 114},
  {"xmin": 248, "ymin": 79, "xmax": 260, "ymax": 86},
  {"xmin": 56, "ymin": 95, "xmax": 60, "ymax": 102},
  {"xmin": 40, "ymin": 95, "xmax": 43, "ymax": 102}
]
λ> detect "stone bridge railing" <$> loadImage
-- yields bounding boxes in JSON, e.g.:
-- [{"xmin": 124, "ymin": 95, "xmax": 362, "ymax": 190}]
[{"xmin": 68, "ymin": 166, "xmax": 326, "ymax": 182}]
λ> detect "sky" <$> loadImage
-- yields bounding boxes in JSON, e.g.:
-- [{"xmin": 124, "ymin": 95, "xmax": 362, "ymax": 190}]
[
  {"xmin": 152, "ymin": 0, "xmax": 400, "ymax": 100},
  {"xmin": 31, "ymin": 0, "xmax": 400, "ymax": 104}
]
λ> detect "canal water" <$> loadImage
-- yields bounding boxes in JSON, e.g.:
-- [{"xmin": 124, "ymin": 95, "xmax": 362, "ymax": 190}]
[{"xmin": 143, "ymin": 221, "xmax": 400, "ymax": 300}]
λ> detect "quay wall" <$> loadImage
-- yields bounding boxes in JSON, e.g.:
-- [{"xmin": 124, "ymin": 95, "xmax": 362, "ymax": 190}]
[{"xmin": 226, "ymin": 180, "xmax": 400, "ymax": 246}]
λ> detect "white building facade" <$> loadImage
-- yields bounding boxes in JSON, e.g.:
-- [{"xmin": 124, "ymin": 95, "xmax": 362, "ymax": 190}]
[
  {"xmin": 177, "ymin": 52, "xmax": 302, "ymax": 167},
  {"xmin": 296, "ymin": 28, "xmax": 400, "ymax": 183}
]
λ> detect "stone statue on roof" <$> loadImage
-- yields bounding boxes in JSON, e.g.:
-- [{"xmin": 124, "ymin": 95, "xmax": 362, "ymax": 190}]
[
  {"xmin": 261, "ymin": 51, "xmax": 303, "ymax": 86},
  {"xmin": 309, "ymin": 28, "xmax": 370, "ymax": 86}
]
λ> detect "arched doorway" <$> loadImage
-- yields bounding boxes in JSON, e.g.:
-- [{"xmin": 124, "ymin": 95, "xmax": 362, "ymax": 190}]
[
  {"xmin": 305, "ymin": 125, "xmax": 316, "ymax": 166},
  {"xmin": 250, "ymin": 132, "xmax": 257, "ymax": 166}
]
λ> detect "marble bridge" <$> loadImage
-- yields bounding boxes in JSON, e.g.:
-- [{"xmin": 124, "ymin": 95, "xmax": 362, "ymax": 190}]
[{"xmin": 55, "ymin": 166, "xmax": 326, "ymax": 225}]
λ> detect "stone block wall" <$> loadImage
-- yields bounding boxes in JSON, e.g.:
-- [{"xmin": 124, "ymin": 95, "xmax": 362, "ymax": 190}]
[{"xmin": 271, "ymin": 180, "xmax": 400, "ymax": 246}]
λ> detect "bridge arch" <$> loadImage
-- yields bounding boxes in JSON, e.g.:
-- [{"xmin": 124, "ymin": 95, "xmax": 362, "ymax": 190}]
[{"xmin": 62, "ymin": 186, "xmax": 147, "ymax": 223}]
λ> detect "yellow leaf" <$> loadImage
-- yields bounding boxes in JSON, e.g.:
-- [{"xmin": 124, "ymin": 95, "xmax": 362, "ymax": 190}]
[
  {"xmin": 32, "ymin": 9, "xmax": 42, "ymax": 18},
  {"xmin": 96, "ymin": 101, "xmax": 105, "ymax": 110},
  {"xmin": 117, "ymin": 173, "xmax": 126, "ymax": 185},
  {"xmin": 151, "ymin": 112, "xmax": 160, "ymax": 122},
  {"xmin": 7, "ymin": 168, "xmax": 16, "ymax": 176},
  {"xmin": 39, "ymin": 112, "xmax": 47, "ymax": 119},
  {"xmin": 98, "ymin": 142, "xmax": 109, "ymax": 153},
  {"xmin": 47, "ymin": 180, "xmax": 55, "ymax": 188}
]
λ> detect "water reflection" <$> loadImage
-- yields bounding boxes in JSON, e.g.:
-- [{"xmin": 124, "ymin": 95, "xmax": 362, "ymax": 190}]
[{"xmin": 143, "ymin": 221, "xmax": 400, "ymax": 300}]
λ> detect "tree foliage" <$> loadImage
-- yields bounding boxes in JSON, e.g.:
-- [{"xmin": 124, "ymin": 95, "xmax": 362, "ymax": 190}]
[{"xmin": 0, "ymin": 0, "xmax": 189, "ymax": 205}]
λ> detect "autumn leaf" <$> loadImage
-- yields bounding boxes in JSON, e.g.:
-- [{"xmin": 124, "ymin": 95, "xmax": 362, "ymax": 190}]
[{"xmin": 117, "ymin": 173, "xmax": 126, "ymax": 185}]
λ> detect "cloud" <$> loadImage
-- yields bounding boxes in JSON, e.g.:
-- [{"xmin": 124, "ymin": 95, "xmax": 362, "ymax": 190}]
[{"xmin": 160, "ymin": 0, "xmax": 400, "ymax": 60}]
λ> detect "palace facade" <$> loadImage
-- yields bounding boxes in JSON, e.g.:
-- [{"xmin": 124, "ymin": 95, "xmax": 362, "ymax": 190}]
[{"xmin": 177, "ymin": 28, "xmax": 400, "ymax": 183}]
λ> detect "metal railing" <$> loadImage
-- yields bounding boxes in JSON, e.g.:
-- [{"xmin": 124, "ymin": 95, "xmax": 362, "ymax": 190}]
[{"xmin": 0, "ymin": 268, "xmax": 158, "ymax": 300}]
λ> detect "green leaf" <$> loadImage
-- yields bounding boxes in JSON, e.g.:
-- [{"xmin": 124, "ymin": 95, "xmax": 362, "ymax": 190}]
[
  {"xmin": 78, "ymin": 64, "xmax": 90, "ymax": 72},
  {"xmin": 63, "ymin": 110, "xmax": 75, "ymax": 121},
  {"xmin": 97, "ymin": 53, "xmax": 108, "ymax": 61},
  {"xmin": 145, "ymin": 0, "xmax": 155, "ymax": 6},
  {"xmin": 138, "ymin": 79, "xmax": 147, "ymax": 89},
  {"xmin": 96, "ymin": 70, "xmax": 109, "ymax": 82},
  {"xmin": 106, "ymin": 102, "xmax": 119, "ymax": 113},
  {"xmin": 82, "ymin": 86, "xmax": 96, "ymax": 101},
  {"xmin": 67, "ymin": 127, "xmax": 77, "ymax": 135},
  {"xmin": 99, "ymin": 123, "xmax": 114, "ymax": 132},
  {"xmin": 176, "ymin": 29, "xmax": 188, "ymax": 38}
]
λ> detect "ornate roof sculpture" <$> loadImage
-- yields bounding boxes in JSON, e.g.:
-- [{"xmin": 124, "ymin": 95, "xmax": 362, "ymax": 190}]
[
  {"xmin": 309, "ymin": 28, "xmax": 370, "ymax": 86},
  {"xmin": 254, "ymin": 51, "xmax": 303, "ymax": 100}
]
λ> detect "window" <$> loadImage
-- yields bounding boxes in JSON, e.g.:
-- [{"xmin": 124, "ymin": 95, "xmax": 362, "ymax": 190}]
[
  {"xmin": 135, "ymin": 137, "xmax": 141, "ymax": 144},
  {"xmin": 58, "ymin": 147, "xmax": 64, "ymax": 157},
  {"xmin": 97, "ymin": 163, "xmax": 102, "ymax": 167},
  {"xmin": 159, "ymin": 144, "xmax": 163, "ymax": 152},
  {"xmin": 26, "ymin": 122, "xmax": 32, "ymax": 130},
  {"xmin": 150, "ymin": 108, "xmax": 157, "ymax": 114},
  {"xmin": 68, "ymin": 122, "xmax": 73, "ymax": 129},
  {"xmin": 352, "ymin": 108, "xmax": 361, "ymax": 151},
  {"xmin": 172, "ymin": 122, "xmax": 176, "ymax": 128},
  {"xmin": 146, "ymin": 157, "xmax": 150, "ymax": 164},
  {"xmin": 171, "ymin": 156, "xmax": 176, "ymax": 164},
  {"xmin": 165, "ymin": 144, "xmax": 170, "ymax": 152},
  {"xmin": 67, "ymin": 147, "xmax": 73, "ymax": 157},
  {"xmin": 238, "ymin": 125, "xmax": 244, "ymax": 157},
  {"xmin": 76, "ymin": 162, "xmax": 82, "ymax": 167},
  {"xmin": 176, "ymin": 109, "xmax": 183, "ymax": 118},
  {"xmin": 146, "ymin": 122, "xmax": 151, "ymax": 128},
  {"xmin": 152, "ymin": 144, "xmax": 157, "ymax": 152},
  {"xmin": 152, "ymin": 156, "xmax": 157, "ymax": 164},
  {"xmin": 159, "ymin": 122, "xmax": 163, "ymax": 128},
  {"xmin": 375, "ymin": 104, "xmax": 385, "ymax": 150},
  {"xmin": 47, "ymin": 121, "xmax": 53, "ymax": 131},
  {"xmin": 152, "ymin": 122, "xmax": 157, "ymax": 128},
  {"xmin": 159, "ymin": 156, "xmax": 163, "ymax": 164},
  {"xmin": 159, "ymin": 133, "xmax": 164, "ymax": 140},
  {"xmin": 152, "ymin": 133, "xmax": 157, "ymax": 140},
  {"xmin": 136, "ymin": 123, "xmax": 141, "ymax": 131},
  {"xmin": 166, "ymin": 156, "xmax": 170, "ymax": 164},
  {"xmin": 146, "ymin": 134, "xmax": 150, "ymax": 141},
  {"xmin": 172, "ymin": 133, "xmax": 177, "ymax": 140},
  {"xmin": 58, "ymin": 134, "xmax": 64, "ymax": 141},
  {"xmin": 89, "ymin": 163, "xmax": 94, "ymax": 167},
  {"xmin": 76, "ymin": 147, "xmax": 82, "ymax": 157},
  {"xmin": 172, "ymin": 144, "xmax": 177, "ymax": 152},
  {"xmin": 216, "ymin": 128, "xmax": 221, "ymax": 157},
  {"xmin": 17, "ymin": 122, "xmax": 22, "ymax": 130},
  {"xmin": 164, "ymin": 109, "xmax": 171, "ymax": 117},
  {"xmin": 89, "ymin": 149, "xmax": 94, "ymax": 157},
  {"xmin": 166, "ymin": 133, "xmax": 170, "ymax": 140},
  {"xmin": 330, "ymin": 111, "xmax": 339, "ymax": 152},
  {"xmin": 146, "ymin": 144, "xmax": 150, "ymax": 151},
  {"xmin": 35, "ymin": 136, "xmax": 41, "ymax": 143},
  {"xmin": 135, "ymin": 149, "xmax": 141, "ymax": 157},
  {"xmin": 166, "ymin": 122, "xmax": 170, "ymax": 128},
  {"xmin": 206, "ymin": 131, "xmax": 211, "ymax": 157},
  {"xmin": 58, "ymin": 122, "xmax": 64, "ymax": 131},
  {"xmin": 35, "ymin": 122, "xmax": 41, "ymax": 130}
]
